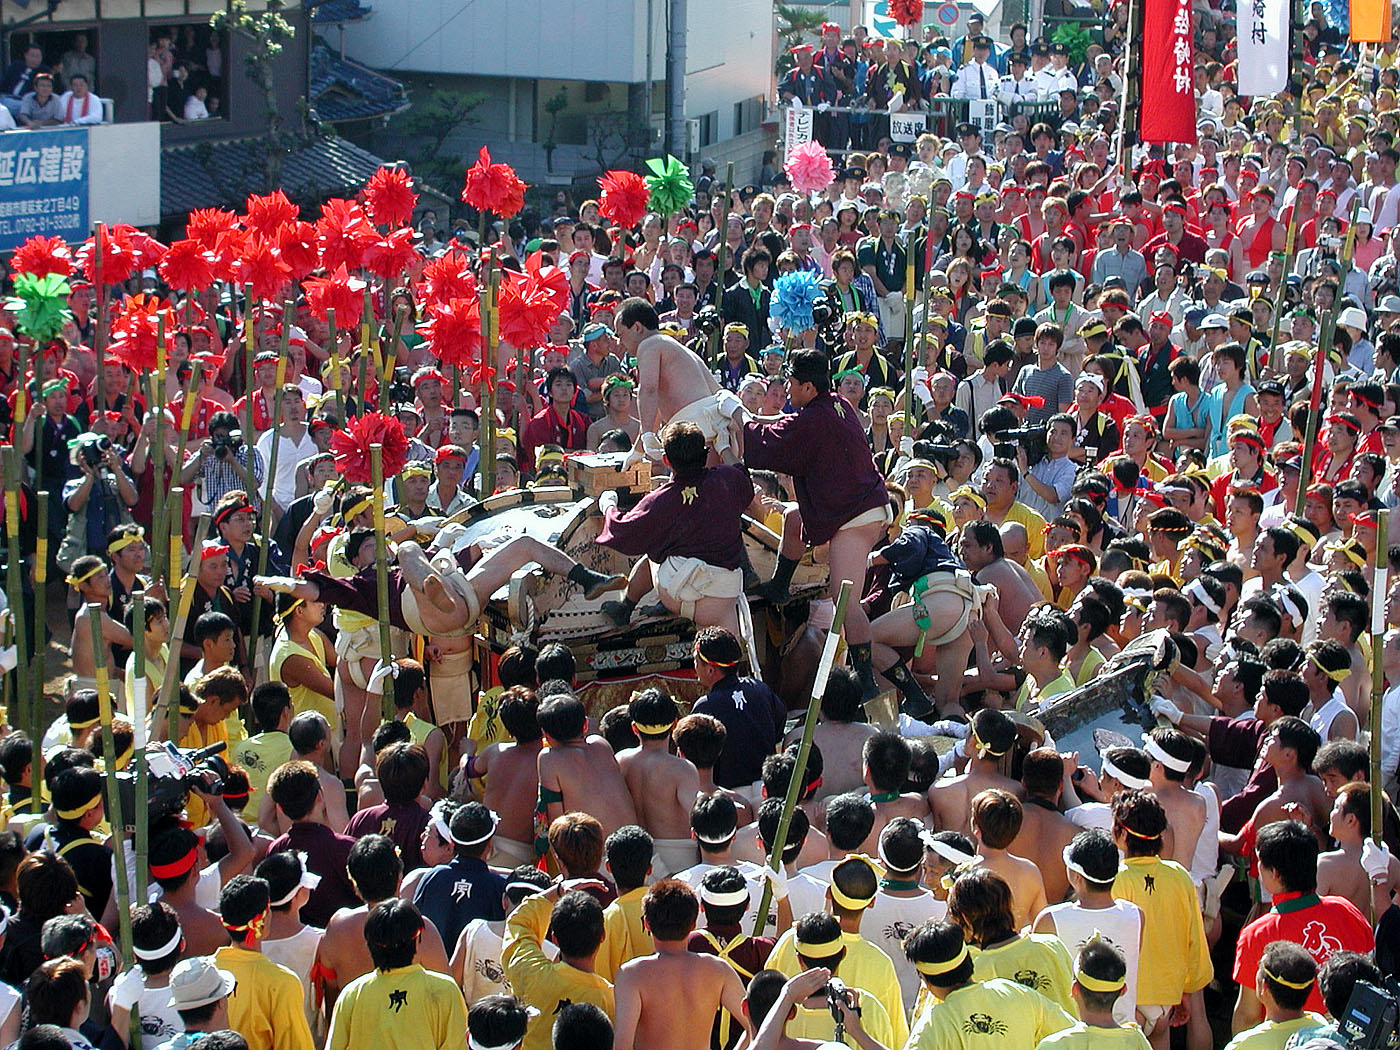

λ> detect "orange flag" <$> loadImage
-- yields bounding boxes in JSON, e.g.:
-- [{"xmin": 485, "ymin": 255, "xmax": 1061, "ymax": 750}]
[{"xmin": 1352, "ymin": 0, "xmax": 1390, "ymax": 42}]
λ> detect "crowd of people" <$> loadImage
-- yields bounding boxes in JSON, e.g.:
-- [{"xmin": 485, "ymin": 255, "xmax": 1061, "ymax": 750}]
[{"xmin": 1, "ymin": 3, "xmax": 1400, "ymax": 1050}]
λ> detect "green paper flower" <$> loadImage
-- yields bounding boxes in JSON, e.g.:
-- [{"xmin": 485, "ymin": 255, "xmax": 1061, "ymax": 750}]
[
  {"xmin": 644, "ymin": 155, "xmax": 695, "ymax": 215},
  {"xmin": 7, "ymin": 272, "xmax": 72, "ymax": 344}
]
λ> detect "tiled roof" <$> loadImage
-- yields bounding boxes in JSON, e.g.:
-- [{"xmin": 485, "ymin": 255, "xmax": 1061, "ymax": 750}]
[
  {"xmin": 310, "ymin": 42, "xmax": 409, "ymax": 123},
  {"xmin": 161, "ymin": 134, "xmax": 390, "ymax": 218},
  {"xmin": 308, "ymin": 0, "xmax": 373, "ymax": 23}
]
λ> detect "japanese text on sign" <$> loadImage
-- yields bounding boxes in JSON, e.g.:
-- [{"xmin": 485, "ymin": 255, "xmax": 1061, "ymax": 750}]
[{"xmin": 0, "ymin": 128, "xmax": 89, "ymax": 251}]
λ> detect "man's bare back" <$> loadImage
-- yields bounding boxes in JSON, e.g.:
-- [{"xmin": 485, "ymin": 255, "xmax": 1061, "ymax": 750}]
[
  {"xmin": 978, "ymin": 559, "xmax": 1041, "ymax": 631},
  {"xmin": 785, "ymin": 722, "xmax": 878, "ymax": 799},
  {"xmin": 539, "ymin": 737, "xmax": 638, "ymax": 836},
  {"xmin": 619, "ymin": 746, "xmax": 701, "ymax": 840},
  {"xmin": 859, "ymin": 795, "xmax": 930, "ymax": 856},
  {"xmin": 168, "ymin": 900, "xmax": 231, "ymax": 957},
  {"xmin": 614, "ymin": 949, "xmax": 748, "ymax": 1050},
  {"xmin": 978, "ymin": 849, "xmax": 1048, "ymax": 930},
  {"xmin": 732, "ymin": 824, "xmax": 830, "ymax": 870},
  {"xmin": 1154, "ymin": 784, "xmax": 1207, "ymax": 872},
  {"xmin": 636, "ymin": 333, "xmax": 721, "ymax": 430},
  {"xmin": 479, "ymin": 740, "xmax": 544, "ymax": 844},
  {"xmin": 1012, "ymin": 802, "xmax": 1078, "ymax": 904},
  {"xmin": 318, "ymin": 902, "xmax": 451, "ymax": 1010},
  {"xmin": 930, "ymin": 770, "xmax": 1024, "ymax": 837}
]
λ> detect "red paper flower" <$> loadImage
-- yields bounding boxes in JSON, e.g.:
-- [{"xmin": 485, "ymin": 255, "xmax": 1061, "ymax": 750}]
[
  {"xmin": 11, "ymin": 235, "xmax": 73, "ymax": 279},
  {"xmin": 157, "ymin": 238, "xmax": 218, "ymax": 292},
  {"xmin": 497, "ymin": 268, "xmax": 562, "ymax": 349},
  {"xmin": 75, "ymin": 224, "xmax": 142, "ymax": 284},
  {"xmin": 235, "ymin": 237, "xmax": 292, "ymax": 304},
  {"xmin": 210, "ymin": 227, "xmax": 251, "ymax": 284},
  {"xmin": 244, "ymin": 190, "xmax": 299, "ymax": 238},
  {"xmin": 316, "ymin": 198, "xmax": 378, "ymax": 272},
  {"xmin": 277, "ymin": 221, "xmax": 320, "ymax": 281},
  {"xmin": 363, "ymin": 167, "xmax": 418, "ymax": 228},
  {"xmin": 128, "ymin": 231, "xmax": 168, "ymax": 269},
  {"xmin": 363, "ymin": 227, "xmax": 420, "ymax": 281},
  {"xmin": 461, "ymin": 147, "xmax": 527, "ymax": 218},
  {"xmin": 185, "ymin": 208, "xmax": 241, "ymax": 251},
  {"xmin": 109, "ymin": 294, "xmax": 166, "ymax": 373},
  {"xmin": 597, "ymin": 170, "xmax": 651, "ymax": 230},
  {"xmin": 889, "ymin": 0, "xmax": 923, "ymax": 25},
  {"xmin": 420, "ymin": 297, "xmax": 484, "ymax": 370},
  {"xmin": 522, "ymin": 257, "xmax": 569, "ymax": 311},
  {"xmin": 329, "ymin": 411, "xmax": 409, "ymax": 484},
  {"xmin": 303, "ymin": 264, "xmax": 368, "ymax": 323},
  {"xmin": 416, "ymin": 253, "xmax": 477, "ymax": 310}
]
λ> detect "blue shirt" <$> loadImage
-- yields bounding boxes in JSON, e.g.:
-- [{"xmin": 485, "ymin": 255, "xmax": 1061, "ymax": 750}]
[
  {"xmin": 412, "ymin": 854, "xmax": 507, "ymax": 950},
  {"xmin": 691, "ymin": 675, "xmax": 788, "ymax": 790}
]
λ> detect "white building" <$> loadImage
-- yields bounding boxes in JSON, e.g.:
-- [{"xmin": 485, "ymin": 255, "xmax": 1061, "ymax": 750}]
[{"xmin": 338, "ymin": 0, "xmax": 773, "ymax": 185}]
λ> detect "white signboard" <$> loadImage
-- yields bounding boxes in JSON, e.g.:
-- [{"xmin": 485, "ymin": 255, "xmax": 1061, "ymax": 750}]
[
  {"xmin": 784, "ymin": 106, "xmax": 813, "ymax": 148},
  {"xmin": 1237, "ymin": 0, "xmax": 1289, "ymax": 96},
  {"xmin": 890, "ymin": 111, "xmax": 928, "ymax": 142},
  {"xmin": 968, "ymin": 98, "xmax": 999, "ymax": 134}
]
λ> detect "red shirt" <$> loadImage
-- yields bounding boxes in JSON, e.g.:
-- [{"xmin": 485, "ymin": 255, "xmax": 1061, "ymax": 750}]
[
  {"xmin": 1210, "ymin": 468, "xmax": 1280, "ymax": 519},
  {"xmin": 519, "ymin": 403, "xmax": 589, "ymax": 473},
  {"xmin": 1232, "ymin": 890, "xmax": 1374, "ymax": 1015},
  {"xmin": 231, "ymin": 389, "xmax": 275, "ymax": 433}
]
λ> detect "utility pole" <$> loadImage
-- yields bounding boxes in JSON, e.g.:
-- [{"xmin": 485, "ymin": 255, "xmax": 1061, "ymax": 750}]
[{"xmin": 667, "ymin": 0, "xmax": 688, "ymax": 157}]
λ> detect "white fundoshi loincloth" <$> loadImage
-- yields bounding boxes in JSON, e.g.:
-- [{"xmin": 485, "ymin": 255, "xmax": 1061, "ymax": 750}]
[
  {"xmin": 650, "ymin": 838, "xmax": 701, "ymax": 880},
  {"xmin": 653, "ymin": 556, "xmax": 744, "ymax": 620},
  {"xmin": 667, "ymin": 390, "xmax": 743, "ymax": 454},
  {"xmin": 400, "ymin": 569, "xmax": 482, "ymax": 638}
]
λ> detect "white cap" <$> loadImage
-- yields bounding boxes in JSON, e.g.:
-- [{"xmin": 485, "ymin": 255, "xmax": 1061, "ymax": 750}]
[{"xmin": 1338, "ymin": 306, "xmax": 1369, "ymax": 331}]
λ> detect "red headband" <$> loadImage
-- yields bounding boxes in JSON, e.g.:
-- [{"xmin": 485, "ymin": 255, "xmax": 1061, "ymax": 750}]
[{"xmin": 149, "ymin": 845, "xmax": 199, "ymax": 880}]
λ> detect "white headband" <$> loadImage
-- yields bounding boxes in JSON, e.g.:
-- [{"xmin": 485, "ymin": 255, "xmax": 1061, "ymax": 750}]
[
  {"xmin": 453, "ymin": 810, "xmax": 501, "ymax": 847},
  {"xmin": 695, "ymin": 830, "xmax": 737, "ymax": 846},
  {"xmin": 1143, "ymin": 735, "xmax": 1192, "ymax": 774},
  {"xmin": 699, "ymin": 885, "xmax": 751, "ymax": 907},
  {"xmin": 1271, "ymin": 584, "xmax": 1301, "ymax": 622},
  {"xmin": 429, "ymin": 801, "xmax": 454, "ymax": 845},
  {"xmin": 877, "ymin": 838, "xmax": 920, "ymax": 874},
  {"xmin": 505, "ymin": 881, "xmax": 546, "ymax": 897},
  {"xmin": 1185, "ymin": 577, "xmax": 1221, "ymax": 616},
  {"xmin": 921, "ymin": 830, "xmax": 977, "ymax": 866},
  {"xmin": 1061, "ymin": 845, "xmax": 1114, "ymax": 885},
  {"xmin": 270, "ymin": 871, "xmax": 322, "ymax": 908},
  {"xmin": 133, "ymin": 925, "xmax": 183, "ymax": 961},
  {"xmin": 1101, "ymin": 756, "xmax": 1151, "ymax": 790}
]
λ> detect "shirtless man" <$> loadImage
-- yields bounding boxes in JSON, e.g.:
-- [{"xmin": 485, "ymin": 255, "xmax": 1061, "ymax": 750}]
[
  {"xmin": 315, "ymin": 832, "xmax": 450, "ymax": 1014},
  {"xmin": 1012, "ymin": 748, "xmax": 1079, "ymax": 905},
  {"xmin": 857, "ymin": 732, "xmax": 929, "ymax": 854},
  {"xmin": 618, "ymin": 689, "xmax": 701, "ymax": 878},
  {"xmin": 613, "ymin": 880, "xmax": 749, "ymax": 1050},
  {"xmin": 1143, "ymin": 728, "xmax": 1208, "ymax": 871},
  {"xmin": 469, "ymin": 686, "xmax": 545, "ymax": 869},
  {"xmin": 66, "ymin": 555, "xmax": 134, "ymax": 698},
  {"xmin": 929, "ymin": 707, "xmax": 1025, "ymax": 836},
  {"xmin": 674, "ymin": 714, "xmax": 756, "ymax": 825},
  {"xmin": 783, "ymin": 667, "xmax": 878, "ymax": 799},
  {"xmin": 537, "ymin": 692, "xmax": 638, "ymax": 838},
  {"xmin": 1221, "ymin": 716, "xmax": 1332, "ymax": 855},
  {"xmin": 1317, "ymin": 781, "xmax": 1400, "ymax": 922},
  {"xmin": 613, "ymin": 297, "xmax": 745, "ymax": 465},
  {"xmin": 257, "ymin": 713, "xmax": 350, "ymax": 837},
  {"xmin": 959, "ymin": 522, "xmax": 1042, "ymax": 633},
  {"xmin": 970, "ymin": 788, "xmax": 1048, "ymax": 929}
]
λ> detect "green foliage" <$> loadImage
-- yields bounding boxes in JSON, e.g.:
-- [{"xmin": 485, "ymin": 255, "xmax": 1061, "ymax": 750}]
[
  {"xmin": 1050, "ymin": 22, "xmax": 1092, "ymax": 65},
  {"xmin": 7, "ymin": 274, "xmax": 72, "ymax": 344},
  {"xmin": 776, "ymin": 3, "xmax": 826, "ymax": 76},
  {"xmin": 395, "ymin": 88, "xmax": 488, "ymax": 198}
]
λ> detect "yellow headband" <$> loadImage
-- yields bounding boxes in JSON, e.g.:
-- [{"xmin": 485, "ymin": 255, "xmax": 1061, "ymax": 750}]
[
  {"xmin": 343, "ymin": 497, "xmax": 372, "ymax": 521},
  {"xmin": 830, "ymin": 854, "xmax": 884, "ymax": 909},
  {"xmin": 68, "ymin": 716, "xmax": 100, "ymax": 730},
  {"xmin": 66, "ymin": 564, "xmax": 103, "ymax": 588},
  {"xmin": 107, "ymin": 528, "xmax": 145, "ymax": 555},
  {"xmin": 56, "ymin": 793, "xmax": 102, "ymax": 821},
  {"xmin": 1076, "ymin": 967, "xmax": 1126, "ymax": 993},
  {"xmin": 1327, "ymin": 541, "xmax": 1368, "ymax": 569},
  {"xmin": 796, "ymin": 936, "xmax": 845, "ymax": 960},
  {"xmin": 631, "ymin": 721, "xmax": 676, "ymax": 735},
  {"xmin": 915, "ymin": 944, "xmax": 970, "ymax": 977},
  {"xmin": 952, "ymin": 485, "xmax": 987, "ymax": 510},
  {"xmin": 1309, "ymin": 652, "xmax": 1350, "ymax": 683},
  {"xmin": 1263, "ymin": 965, "xmax": 1315, "ymax": 991},
  {"xmin": 401, "ymin": 463, "xmax": 433, "ymax": 479},
  {"xmin": 275, "ymin": 597, "xmax": 306, "ymax": 625},
  {"xmin": 114, "ymin": 743, "xmax": 133, "ymax": 771}
]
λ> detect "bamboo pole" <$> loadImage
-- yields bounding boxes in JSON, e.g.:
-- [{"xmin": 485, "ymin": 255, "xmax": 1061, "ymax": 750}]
[
  {"xmin": 86, "ymin": 603, "xmax": 133, "ymax": 971},
  {"xmin": 149, "ymin": 315, "xmax": 170, "ymax": 589},
  {"xmin": 1266, "ymin": 213, "xmax": 1299, "ymax": 374},
  {"xmin": 711, "ymin": 162, "xmax": 736, "ymax": 364},
  {"xmin": 371, "ymin": 444, "xmax": 394, "ymax": 723},
  {"xmin": 902, "ymin": 244, "xmax": 918, "ymax": 431},
  {"xmin": 752, "ymin": 580, "xmax": 853, "ymax": 935},
  {"xmin": 31, "ymin": 489, "xmax": 46, "ymax": 708},
  {"xmin": 169, "ymin": 360, "xmax": 205, "ymax": 565},
  {"xmin": 246, "ymin": 307, "xmax": 293, "ymax": 674},
  {"xmin": 93, "ymin": 225, "xmax": 106, "ymax": 418},
  {"xmin": 327, "ymin": 307, "xmax": 347, "ymax": 424},
  {"xmin": 2, "ymin": 449, "xmax": 34, "ymax": 813},
  {"xmin": 1371, "ymin": 510, "xmax": 1389, "ymax": 844},
  {"xmin": 479, "ymin": 266, "xmax": 499, "ymax": 497},
  {"xmin": 379, "ymin": 306, "xmax": 407, "ymax": 415},
  {"xmin": 129, "ymin": 588, "xmax": 148, "ymax": 908},
  {"xmin": 161, "ymin": 498, "xmax": 209, "ymax": 742}
]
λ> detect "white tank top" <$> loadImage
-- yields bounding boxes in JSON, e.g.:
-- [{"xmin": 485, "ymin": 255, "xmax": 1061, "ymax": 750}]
[
  {"xmin": 1044, "ymin": 899, "xmax": 1143, "ymax": 1025},
  {"xmin": 1309, "ymin": 692, "xmax": 1351, "ymax": 740}
]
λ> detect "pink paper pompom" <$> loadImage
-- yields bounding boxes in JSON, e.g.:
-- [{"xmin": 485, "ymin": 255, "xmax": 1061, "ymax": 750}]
[{"xmin": 784, "ymin": 142, "xmax": 836, "ymax": 194}]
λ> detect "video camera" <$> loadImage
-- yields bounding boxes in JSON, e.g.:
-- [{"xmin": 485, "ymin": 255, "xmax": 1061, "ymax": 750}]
[
  {"xmin": 389, "ymin": 365, "xmax": 414, "ymax": 405},
  {"xmin": 693, "ymin": 305, "xmax": 723, "ymax": 338},
  {"xmin": 75, "ymin": 433, "xmax": 112, "ymax": 469},
  {"xmin": 810, "ymin": 293, "xmax": 848, "ymax": 339},
  {"xmin": 114, "ymin": 741, "xmax": 230, "ymax": 828},
  {"xmin": 1338, "ymin": 979, "xmax": 1400, "ymax": 1050},
  {"xmin": 993, "ymin": 423, "xmax": 1047, "ymax": 465},
  {"xmin": 210, "ymin": 429, "xmax": 244, "ymax": 460},
  {"xmin": 911, "ymin": 420, "xmax": 963, "ymax": 470}
]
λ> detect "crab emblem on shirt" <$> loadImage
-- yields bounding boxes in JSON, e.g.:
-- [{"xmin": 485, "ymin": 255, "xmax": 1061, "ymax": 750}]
[{"xmin": 963, "ymin": 1014, "xmax": 1007, "ymax": 1035}]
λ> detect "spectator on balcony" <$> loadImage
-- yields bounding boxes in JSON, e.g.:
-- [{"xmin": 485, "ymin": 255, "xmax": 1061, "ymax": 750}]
[
  {"xmin": 1, "ymin": 45, "xmax": 49, "ymax": 117},
  {"xmin": 185, "ymin": 85, "xmax": 210, "ymax": 121},
  {"xmin": 147, "ymin": 41, "xmax": 166, "ymax": 120},
  {"xmin": 58, "ymin": 74, "xmax": 102, "ymax": 126},
  {"xmin": 59, "ymin": 34, "xmax": 96, "ymax": 92},
  {"xmin": 19, "ymin": 74, "xmax": 62, "ymax": 129}
]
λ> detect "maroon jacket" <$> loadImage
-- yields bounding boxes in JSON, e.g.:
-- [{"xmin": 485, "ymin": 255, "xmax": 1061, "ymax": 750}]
[{"xmin": 597, "ymin": 464, "xmax": 754, "ymax": 569}]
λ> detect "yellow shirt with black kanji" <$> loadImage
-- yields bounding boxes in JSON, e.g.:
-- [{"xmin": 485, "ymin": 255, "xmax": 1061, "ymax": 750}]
[
  {"xmin": 465, "ymin": 685, "xmax": 507, "ymax": 756},
  {"xmin": 596, "ymin": 886, "xmax": 652, "ymax": 983},
  {"xmin": 767, "ymin": 928, "xmax": 909, "ymax": 1048},
  {"xmin": 969, "ymin": 933, "xmax": 1077, "ymax": 1017},
  {"xmin": 1111, "ymin": 856, "xmax": 1212, "ymax": 1007},
  {"xmin": 327, "ymin": 963, "xmax": 467, "ymax": 1050},
  {"xmin": 906, "ymin": 977, "xmax": 1074, "ymax": 1050},
  {"xmin": 1038, "ymin": 1020, "xmax": 1153, "ymax": 1050},
  {"xmin": 502, "ymin": 894, "xmax": 614, "ymax": 1050}
]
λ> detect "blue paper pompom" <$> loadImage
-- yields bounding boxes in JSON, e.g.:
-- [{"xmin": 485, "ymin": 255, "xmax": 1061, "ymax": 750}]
[{"xmin": 770, "ymin": 270, "xmax": 824, "ymax": 333}]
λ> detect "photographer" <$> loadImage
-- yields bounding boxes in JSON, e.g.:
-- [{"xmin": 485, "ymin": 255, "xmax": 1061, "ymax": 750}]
[
  {"xmin": 1018, "ymin": 414, "xmax": 1078, "ymax": 519},
  {"xmin": 181, "ymin": 411, "xmax": 266, "ymax": 513},
  {"xmin": 57, "ymin": 433, "xmax": 139, "ymax": 571},
  {"xmin": 747, "ymin": 967, "xmax": 890, "ymax": 1050}
]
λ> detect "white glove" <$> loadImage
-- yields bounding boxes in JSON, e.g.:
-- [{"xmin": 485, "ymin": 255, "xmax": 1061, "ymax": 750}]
[
  {"xmin": 1362, "ymin": 839, "xmax": 1391, "ymax": 882},
  {"xmin": 817, "ymin": 102, "xmax": 831, "ymax": 113},
  {"xmin": 929, "ymin": 719, "xmax": 970, "ymax": 739},
  {"xmin": 899, "ymin": 436, "xmax": 915, "ymax": 456},
  {"xmin": 599, "ymin": 489, "xmax": 620, "ymax": 513},
  {"xmin": 641, "ymin": 431, "xmax": 665, "ymax": 461},
  {"xmin": 759, "ymin": 864, "xmax": 789, "ymax": 901},
  {"xmin": 367, "ymin": 660, "xmax": 394, "ymax": 697},
  {"xmin": 953, "ymin": 738, "xmax": 969, "ymax": 759},
  {"xmin": 1150, "ymin": 698, "xmax": 1183, "ymax": 725},
  {"xmin": 313, "ymin": 485, "xmax": 335, "ymax": 516}
]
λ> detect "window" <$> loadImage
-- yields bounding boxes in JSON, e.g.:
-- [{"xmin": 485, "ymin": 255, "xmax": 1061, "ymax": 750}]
[
  {"xmin": 733, "ymin": 95, "xmax": 764, "ymax": 136},
  {"xmin": 149, "ymin": 23, "xmax": 229, "ymax": 123},
  {"xmin": 697, "ymin": 110, "xmax": 717, "ymax": 147}
]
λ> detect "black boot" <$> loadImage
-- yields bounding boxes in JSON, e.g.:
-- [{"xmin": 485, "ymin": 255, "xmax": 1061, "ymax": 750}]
[
  {"xmin": 757, "ymin": 555, "xmax": 799, "ymax": 605},
  {"xmin": 739, "ymin": 546, "xmax": 762, "ymax": 594},
  {"xmin": 884, "ymin": 659, "xmax": 935, "ymax": 720},
  {"xmin": 600, "ymin": 597, "xmax": 636, "ymax": 627},
  {"xmin": 567, "ymin": 564, "xmax": 626, "ymax": 600},
  {"xmin": 849, "ymin": 642, "xmax": 879, "ymax": 700}
]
